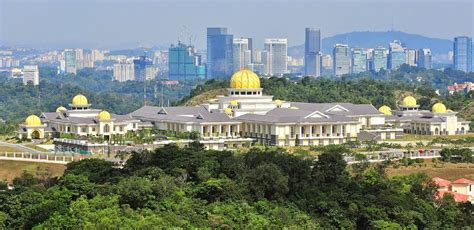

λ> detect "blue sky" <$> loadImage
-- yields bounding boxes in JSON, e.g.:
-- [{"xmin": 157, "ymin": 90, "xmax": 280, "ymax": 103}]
[{"xmin": 0, "ymin": 0, "xmax": 473, "ymax": 49}]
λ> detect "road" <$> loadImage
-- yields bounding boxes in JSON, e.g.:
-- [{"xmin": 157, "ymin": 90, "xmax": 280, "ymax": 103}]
[{"xmin": 0, "ymin": 140, "xmax": 45, "ymax": 154}]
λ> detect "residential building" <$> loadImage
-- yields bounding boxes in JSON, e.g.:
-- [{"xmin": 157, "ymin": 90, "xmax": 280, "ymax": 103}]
[
  {"xmin": 64, "ymin": 49, "xmax": 77, "ymax": 74},
  {"xmin": 113, "ymin": 63, "xmax": 135, "ymax": 82},
  {"xmin": 351, "ymin": 48, "xmax": 367, "ymax": 74},
  {"xmin": 304, "ymin": 28, "xmax": 321, "ymax": 77},
  {"xmin": 233, "ymin": 38, "xmax": 251, "ymax": 71},
  {"xmin": 22, "ymin": 65, "xmax": 39, "ymax": 86},
  {"xmin": 206, "ymin": 27, "xmax": 234, "ymax": 79},
  {"xmin": 447, "ymin": 82, "xmax": 473, "ymax": 95},
  {"xmin": 168, "ymin": 42, "xmax": 206, "ymax": 80},
  {"xmin": 388, "ymin": 40, "xmax": 406, "ymax": 70},
  {"xmin": 264, "ymin": 38, "xmax": 288, "ymax": 76},
  {"xmin": 370, "ymin": 47, "xmax": 388, "ymax": 72},
  {"xmin": 434, "ymin": 177, "xmax": 474, "ymax": 203},
  {"xmin": 417, "ymin": 48, "xmax": 432, "ymax": 69},
  {"xmin": 405, "ymin": 49, "xmax": 417, "ymax": 67},
  {"xmin": 133, "ymin": 56, "xmax": 155, "ymax": 81},
  {"xmin": 453, "ymin": 36, "xmax": 472, "ymax": 72},
  {"xmin": 333, "ymin": 44, "xmax": 350, "ymax": 76}
]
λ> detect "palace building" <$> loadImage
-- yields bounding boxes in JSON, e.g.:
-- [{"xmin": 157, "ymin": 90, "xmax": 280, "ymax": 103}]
[
  {"xmin": 17, "ymin": 94, "xmax": 142, "ymax": 140},
  {"xmin": 18, "ymin": 69, "xmax": 470, "ymax": 151}
]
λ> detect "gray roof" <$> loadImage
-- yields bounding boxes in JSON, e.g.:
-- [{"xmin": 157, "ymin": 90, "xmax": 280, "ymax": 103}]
[
  {"xmin": 289, "ymin": 102, "xmax": 382, "ymax": 116},
  {"xmin": 130, "ymin": 105, "xmax": 236, "ymax": 123},
  {"xmin": 40, "ymin": 111, "xmax": 138, "ymax": 125},
  {"xmin": 237, "ymin": 107, "xmax": 358, "ymax": 124}
]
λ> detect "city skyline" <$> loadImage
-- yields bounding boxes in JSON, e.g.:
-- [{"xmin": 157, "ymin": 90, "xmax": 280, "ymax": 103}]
[{"xmin": 1, "ymin": 0, "xmax": 473, "ymax": 49}]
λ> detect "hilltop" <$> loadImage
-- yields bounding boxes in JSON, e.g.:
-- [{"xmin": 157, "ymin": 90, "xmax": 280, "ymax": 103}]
[{"xmin": 289, "ymin": 31, "xmax": 452, "ymax": 58}]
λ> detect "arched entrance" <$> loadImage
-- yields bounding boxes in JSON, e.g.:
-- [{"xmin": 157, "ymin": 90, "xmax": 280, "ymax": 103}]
[{"xmin": 31, "ymin": 130, "xmax": 41, "ymax": 139}]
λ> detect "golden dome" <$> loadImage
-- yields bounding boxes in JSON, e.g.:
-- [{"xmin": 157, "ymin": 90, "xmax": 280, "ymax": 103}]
[
  {"xmin": 72, "ymin": 94, "xmax": 88, "ymax": 106},
  {"xmin": 98, "ymin": 110, "xmax": 111, "ymax": 120},
  {"xmin": 378, "ymin": 105, "xmax": 392, "ymax": 115},
  {"xmin": 401, "ymin": 96, "xmax": 417, "ymax": 106},
  {"xmin": 25, "ymin": 115, "xmax": 42, "ymax": 126},
  {"xmin": 275, "ymin": 100, "xmax": 283, "ymax": 106},
  {"xmin": 229, "ymin": 100, "xmax": 239, "ymax": 106},
  {"xmin": 230, "ymin": 69, "xmax": 260, "ymax": 89},
  {"xmin": 432, "ymin": 102, "xmax": 447, "ymax": 113},
  {"xmin": 56, "ymin": 106, "xmax": 67, "ymax": 113},
  {"xmin": 224, "ymin": 108, "xmax": 233, "ymax": 114}
]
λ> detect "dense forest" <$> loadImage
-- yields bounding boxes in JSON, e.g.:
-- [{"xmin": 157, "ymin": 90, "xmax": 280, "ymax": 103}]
[{"xmin": 0, "ymin": 145, "xmax": 472, "ymax": 228}]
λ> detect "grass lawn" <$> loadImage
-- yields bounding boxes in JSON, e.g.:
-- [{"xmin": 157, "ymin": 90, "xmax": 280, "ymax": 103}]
[
  {"xmin": 0, "ymin": 146, "xmax": 21, "ymax": 152},
  {"xmin": 399, "ymin": 133, "xmax": 474, "ymax": 142},
  {"xmin": 24, "ymin": 143, "xmax": 50, "ymax": 152},
  {"xmin": 387, "ymin": 158, "xmax": 474, "ymax": 181},
  {"xmin": 0, "ymin": 160, "xmax": 66, "ymax": 183}
]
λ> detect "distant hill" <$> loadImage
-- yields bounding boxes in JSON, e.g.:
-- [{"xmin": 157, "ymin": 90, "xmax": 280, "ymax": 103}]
[{"xmin": 288, "ymin": 31, "xmax": 452, "ymax": 58}]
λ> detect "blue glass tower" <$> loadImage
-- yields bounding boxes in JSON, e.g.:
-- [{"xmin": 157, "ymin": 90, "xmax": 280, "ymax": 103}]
[
  {"xmin": 453, "ymin": 36, "xmax": 472, "ymax": 72},
  {"xmin": 206, "ymin": 27, "xmax": 233, "ymax": 79},
  {"xmin": 133, "ymin": 56, "xmax": 153, "ymax": 81},
  {"xmin": 169, "ymin": 42, "xmax": 206, "ymax": 81},
  {"xmin": 388, "ymin": 40, "xmax": 406, "ymax": 70}
]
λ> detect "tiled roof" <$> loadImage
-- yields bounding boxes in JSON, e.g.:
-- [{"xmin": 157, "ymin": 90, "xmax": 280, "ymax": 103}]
[
  {"xmin": 452, "ymin": 178, "xmax": 474, "ymax": 184},
  {"xmin": 436, "ymin": 190, "xmax": 470, "ymax": 202},
  {"xmin": 433, "ymin": 177, "xmax": 452, "ymax": 187},
  {"xmin": 130, "ymin": 105, "xmax": 235, "ymax": 123}
]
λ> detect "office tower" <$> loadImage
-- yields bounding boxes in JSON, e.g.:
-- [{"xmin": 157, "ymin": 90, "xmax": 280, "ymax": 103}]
[
  {"xmin": 75, "ymin": 49, "xmax": 84, "ymax": 70},
  {"xmin": 22, "ymin": 65, "xmax": 39, "ymax": 85},
  {"xmin": 333, "ymin": 44, "xmax": 350, "ymax": 76},
  {"xmin": 417, "ymin": 48, "xmax": 432, "ymax": 69},
  {"xmin": 133, "ymin": 56, "xmax": 154, "ymax": 81},
  {"xmin": 264, "ymin": 38, "xmax": 288, "ymax": 76},
  {"xmin": 351, "ymin": 48, "xmax": 367, "ymax": 74},
  {"xmin": 233, "ymin": 38, "xmax": 252, "ymax": 71},
  {"xmin": 388, "ymin": 40, "xmax": 406, "ymax": 70},
  {"xmin": 83, "ymin": 52, "xmax": 94, "ymax": 68},
  {"xmin": 371, "ymin": 47, "xmax": 388, "ymax": 72},
  {"xmin": 304, "ymin": 28, "xmax": 321, "ymax": 77},
  {"xmin": 405, "ymin": 49, "xmax": 417, "ymax": 67},
  {"xmin": 206, "ymin": 27, "xmax": 234, "ymax": 79},
  {"xmin": 168, "ymin": 42, "xmax": 206, "ymax": 81},
  {"xmin": 453, "ymin": 36, "xmax": 472, "ymax": 72},
  {"xmin": 64, "ymin": 49, "xmax": 77, "ymax": 74},
  {"xmin": 253, "ymin": 49, "xmax": 263, "ymax": 63},
  {"xmin": 113, "ymin": 63, "xmax": 135, "ymax": 82},
  {"xmin": 91, "ymin": 49, "xmax": 105, "ymax": 62}
]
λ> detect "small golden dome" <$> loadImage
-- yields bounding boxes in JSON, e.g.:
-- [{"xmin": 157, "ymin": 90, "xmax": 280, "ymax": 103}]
[
  {"xmin": 56, "ymin": 106, "xmax": 67, "ymax": 113},
  {"xmin": 98, "ymin": 110, "xmax": 111, "ymax": 120},
  {"xmin": 25, "ymin": 115, "xmax": 42, "ymax": 126},
  {"xmin": 432, "ymin": 102, "xmax": 447, "ymax": 113},
  {"xmin": 275, "ymin": 100, "xmax": 283, "ymax": 106},
  {"xmin": 72, "ymin": 94, "xmax": 88, "ymax": 106},
  {"xmin": 224, "ymin": 108, "xmax": 233, "ymax": 114},
  {"xmin": 229, "ymin": 100, "xmax": 239, "ymax": 106},
  {"xmin": 401, "ymin": 96, "xmax": 417, "ymax": 107},
  {"xmin": 378, "ymin": 105, "xmax": 392, "ymax": 115},
  {"xmin": 230, "ymin": 69, "xmax": 261, "ymax": 89}
]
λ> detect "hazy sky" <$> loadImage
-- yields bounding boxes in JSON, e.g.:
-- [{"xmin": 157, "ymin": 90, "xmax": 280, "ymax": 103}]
[{"xmin": 1, "ymin": 0, "xmax": 473, "ymax": 49}]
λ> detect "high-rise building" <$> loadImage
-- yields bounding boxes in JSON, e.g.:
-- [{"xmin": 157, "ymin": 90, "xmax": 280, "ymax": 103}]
[
  {"xmin": 75, "ymin": 49, "xmax": 85, "ymax": 70},
  {"xmin": 64, "ymin": 49, "xmax": 77, "ymax": 74},
  {"xmin": 133, "ymin": 56, "xmax": 155, "ymax": 81},
  {"xmin": 351, "ymin": 48, "xmax": 367, "ymax": 74},
  {"xmin": 333, "ymin": 44, "xmax": 350, "ymax": 76},
  {"xmin": 453, "ymin": 36, "xmax": 472, "ymax": 72},
  {"xmin": 113, "ymin": 63, "xmax": 135, "ymax": 82},
  {"xmin": 91, "ymin": 49, "xmax": 105, "ymax": 62},
  {"xmin": 371, "ymin": 47, "xmax": 388, "ymax": 72},
  {"xmin": 405, "ymin": 49, "xmax": 417, "ymax": 67},
  {"xmin": 388, "ymin": 40, "xmax": 406, "ymax": 70},
  {"xmin": 22, "ymin": 65, "xmax": 39, "ymax": 85},
  {"xmin": 233, "ymin": 38, "xmax": 252, "ymax": 72},
  {"xmin": 263, "ymin": 38, "xmax": 288, "ymax": 76},
  {"xmin": 168, "ymin": 42, "xmax": 206, "ymax": 80},
  {"xmin": 253, "ymin": 49, "xmax": 264, "ymax": 63},
  {"xmin": 206, "ymin": 27, "xmax": 234, "ymax": 79},
  {"xmin": 304, "ymin": 28, "xmax": 321, "ymax": 77},
  {"xmin": 417, "ymin": 48, "xmax": 432, "ymax": 69}
]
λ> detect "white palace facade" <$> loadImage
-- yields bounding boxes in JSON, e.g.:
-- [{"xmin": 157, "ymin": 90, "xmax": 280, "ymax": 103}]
[{"xmin": 18, "ymin": 69, "xmax": 470, "ymax": 150}]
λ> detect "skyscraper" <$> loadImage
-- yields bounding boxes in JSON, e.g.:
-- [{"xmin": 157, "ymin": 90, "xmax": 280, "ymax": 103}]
[
  {"xmin": 351, "ymin": 48, "xmax": 367, "ymax": 74},
  {"xmin": 22, "ymin": 65, "xmax": 39, "ymax": 85},
  {"xmin": 417, "ymin": 48, "xmax": 432, "ymax": 69},
  {"xmin": 113, "ymin": 63, "xmax": 135, "ymax": 82},
  {"xmin": 453, "ymin": 36, "xmax": 472, "ymax": 72},
  {"xmin": 133, "ymin": 56, "xmax": 154, "ymax": 81},
  {"xmin": 64, "ymin": 49, "xmax": 77, "ymax": 74},
  {"xmin": 233, "ymin": 38, "xmax": 252, "ymax": 72},
  {"xmin": 405, "ymin": 49, "xmax": 417, "ymax": 67},
  {"xmin": 388, "ymin": 40, "xmax": 406, "ymax": 70},
  {"xmin": 168, "ymin": 42, "xmax": 206, "ymax": 80},
  {"xmin": 333, "ymin": 44, "xmax": 350, "ymax": 76},
  {"xmin": 370, "ymin": 47, "xmax": 388, "ymax": 72},
  {"xmin": 264, "ymin": 38, "xmax": 288, "ymax": 76},
  {"xmin": 206, "ymin": 27, "xmax": 234, "ymax": 79},
  {"xmin": 304, "ymin": 28, "xmax": 321, "ymax": 77}
]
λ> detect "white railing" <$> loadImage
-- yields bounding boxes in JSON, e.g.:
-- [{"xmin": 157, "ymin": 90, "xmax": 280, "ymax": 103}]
[{"xmin": 0, "ymin": 152, "xmax": 82, "ymax": 164}]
